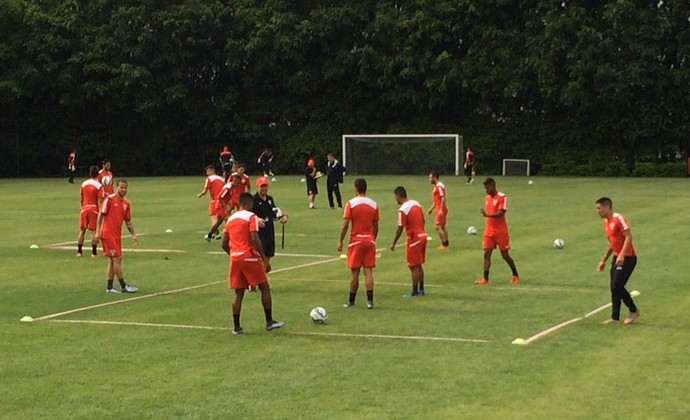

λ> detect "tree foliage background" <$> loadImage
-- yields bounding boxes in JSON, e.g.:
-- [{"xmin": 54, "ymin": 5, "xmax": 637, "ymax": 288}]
[{"xmin": 1, "ymin": 0, "xmax": 688, "ymax": 177}]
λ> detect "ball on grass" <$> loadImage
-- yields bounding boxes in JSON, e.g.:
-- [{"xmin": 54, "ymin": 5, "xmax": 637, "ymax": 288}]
[
  {"xmin": 467, "ymin": 226, "xmax": 477, "ymax": 235},
  {"xmin": 309, "ymin": 307, "xmax": 328, "ymax": 324},
  {"xmin": 553, "ymin": 238, "xmax": 565, "ymax": 249},
  {"xmin": 165, "ymin": 229, "xmax": 173, "ymax": 233}
]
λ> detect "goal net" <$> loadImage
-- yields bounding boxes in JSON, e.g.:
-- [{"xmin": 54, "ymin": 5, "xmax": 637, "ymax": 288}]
[
  {"xmin": 502, "ymin": 159, "xmax": 531, "ymax": 176},
  {"xmin": 342, "ymin": 134, "xmax": 463, "ymax": 175}
]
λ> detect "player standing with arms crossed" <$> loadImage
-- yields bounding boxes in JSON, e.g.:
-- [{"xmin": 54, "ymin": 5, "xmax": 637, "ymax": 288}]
[
  {"xmin": 77, "ymin": 166, "xmax": 102, "ymax": 257},
  {"xmin": 339, "ymin": 178, "xmax": 380, "ymax": 309},
  {"xmin": 427, "ymin": 171, "xmax": 450, "ymax": 250},
  {"xmin": 198, "ymin": 165, "xmax": 226, "ymax": 241},
  {"xmin": 95, "ymin": 180, "xmax": 139, "ymax": 293},
  {"xmin": 222, "ymin": 193, "xmax": 284, "ymax": 335},
  {"xmin": 595, "ymin": 197, "xmax": 641, "ymax": 325},
  {"xmin": 390, "ymin": 186, "xmax": 428, "ymax": 298},
  {"xmin": 475, "ymin": 178, "xmax": 520, "ymax": 285}
]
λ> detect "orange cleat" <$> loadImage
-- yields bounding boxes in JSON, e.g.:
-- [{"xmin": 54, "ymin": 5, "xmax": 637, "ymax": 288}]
[
  {"xmin": 474, "ymin": 277, "xmax": 489, "ymax": 285},
  {"xmin": 623, "ymin": 311, "xmax": 640, "ymax": 325},
  {"xmin": 437, "ymin": 245, "xmax": 449, "ymax": 251},
  {"xmin": 511, "ymin": 275, "xmax": 520, "ymax": 285}
]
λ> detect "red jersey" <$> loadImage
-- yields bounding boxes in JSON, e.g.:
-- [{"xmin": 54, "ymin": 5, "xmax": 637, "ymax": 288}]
[
  {"xmin": 465, "ymin": 150, "xmax": 475, "ymax": 165},
  {"xmin": 224, "ymin": 210, "xmax": 261, "ymax": 261},
  {"xmin": 81, "ymin": 179, "xmax": 102, "ymax": 210},
  {"xmin": 398, "ymin": 199, "xmax": 426, "ymax": 240},
  {"xmin": 604, "ymin": 212, "xmax": 636, "ymax": 257},
  {"xmin": 204, "ymin": 175, "xmax": 225, "ymax": 200},
  {"xmin": 432, "ymin": 182, "xmax": 448, "ymax": 211},
  {"xmin": 98, "ymin": 169, "xmax": 114, "ymax": 196},
  {"xmin": 218, "ymin": 182, "xmax": 235, "ymax": 206},
  {"xmin": 68, "ymin": 152, "xmax": 76, "ymax": 166},
  {"xmin": 485, "ymin": 192, "xmax": 509, "ymax": 235},
  {"xmin": 100, "ymin": 193, "xmax": 131, "ymax": 237},
  {"xmin": 343, "ymin": 196, "xmax": 379, "ymax": 241},
  {"xmin": 240, "ymin": 173, "xmax": 251, "ymax": 192}
]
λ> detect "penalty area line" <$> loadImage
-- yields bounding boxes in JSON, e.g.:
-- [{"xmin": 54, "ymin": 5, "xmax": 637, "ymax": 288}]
[
  {"xmin": 49, "ymin": 319, "xmax": 490, "ymax": 343},
  {"xmin": 33, "ymin": 257, "xmax": 342, "ymax": 322}
]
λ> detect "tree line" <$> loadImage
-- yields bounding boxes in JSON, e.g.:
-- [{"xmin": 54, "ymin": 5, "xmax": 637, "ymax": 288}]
[{"xmin": 1, "ymin": 0, "xmax": 688, "ymax": 177}]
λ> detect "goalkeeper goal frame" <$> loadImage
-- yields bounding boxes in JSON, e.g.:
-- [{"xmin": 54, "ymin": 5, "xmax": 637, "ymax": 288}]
[
  {"xmin": 502, "ymin": 159, "xmax": 531, "ymax": 176},
  {"xmin": 341, "ymin": 134, "xmax": 463, "ymax": 176}
]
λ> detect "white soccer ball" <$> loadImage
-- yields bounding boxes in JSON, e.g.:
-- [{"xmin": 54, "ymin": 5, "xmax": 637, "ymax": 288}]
[
  {"xmin": 553, "ymin": 238, "xmax": 565, "ymax": 249},
  {"xmin": 300, "ymin": 177, "xmax": 306, "ymax": 183},
  {"xmin": 101, "ymin": 176, "xmax": 112, "ymax": 186},
  {"xmin": 467, "ymin": 226, "xmax": 477, "ymax": 235},
  {"xmin": 309, "ymin": 306, "xmax": 328, "ymax": 324},
  {"xmin": 272, "ymin": 207, "xmax": 283, "ymax": 218},
  {"xmin": 528, "ymin": 180, "xmax": 534, "ymax": 185},
  {"xmin": 271, "ymin": 177, "xmax": 277, "ymax": 182}
]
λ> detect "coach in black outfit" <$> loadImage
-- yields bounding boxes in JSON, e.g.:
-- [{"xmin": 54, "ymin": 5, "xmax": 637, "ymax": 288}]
[
  {"xmin": 326, "ymin": 153, "xmax": 344, "ymax": 209},
  {"xmin": 252, "ymin": 177, "xmax": 289, "ymax": 263}
]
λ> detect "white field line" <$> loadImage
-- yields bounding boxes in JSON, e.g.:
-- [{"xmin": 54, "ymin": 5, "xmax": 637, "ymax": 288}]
[
  {"xmin": 33, "ymin": 257, "xmax": 341, "ymax": 322},
  {"xmin": 205, "ymin": 251, "xmax": 335, "ymax": 258},
  {"xmin": 49, "ymin": 319, "xmax": 490, "ymax": 343},
  {"xmin": 524, "ymin": 317, "xmax": 583, "ymax": 345},
  {"xmin": 584, "ymin": 303, "xmax": 612, "ymax": 318},
  {"xmin": 269, "ymin": 277, "xmax": 443, "ymax": 288},
  {"xmin": 45, "ymin": 245, "xmax": 186, "ymax": 253},
  {"xmin": 44, "ymin": 233, "xmax": 147, "ymax": 248}
]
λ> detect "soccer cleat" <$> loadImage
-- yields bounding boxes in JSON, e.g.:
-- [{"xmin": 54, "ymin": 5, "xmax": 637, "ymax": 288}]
[
  {"xmin": 91, "ymin": 254, "xmax": 98, "ymax": 258},
  {"xmin": 105, "ymin": 288, "xmax": 121, "ymax": 294},
  {"xmin": 623, "ymin": 311, "xmax": 641, "ymax": 325},
  {"xmin": 474, "ymin": 277, "xmax": 489, "ymax": 285},
  {"xmin": 122, "ymin": 284, "xmax": 139, "ymax": 293},
  {"xmin": 266, "ymin": 320, "xmax": 284, "ymax": 331},
  {"xmin": 232, "ymin": 327, "xmax": 244, "ymax": 335},
  {"xmin": 76, "ymin": 253, "xmax": 83, "ymax": 258},
  {"xmin": 511, "ymin": 275, "xmax": 520, "ymax": 285},
  {"xmin": 366, "ymin": 300, "xmax": 374, "ymax": 309},
  {"xmin": 602, "ymin": 318, "xmax": 620, "ymax": 325},
  {"xmin": 418, "ymin": 290, "xmax": 426, "ymax": 296},
  {"xmin": 343, "ymin": 302, "xmax": 355, "ymax": 308},
  {"xmin": 436, "ymin": 245, "xmax": 449, "ymax": 250},
  {"xmin": 204, "ymin": 235, "xmax": 211, "ymax": 243}
]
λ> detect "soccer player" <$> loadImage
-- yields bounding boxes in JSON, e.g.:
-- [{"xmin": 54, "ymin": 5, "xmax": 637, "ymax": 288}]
[
  {"xmin": 95, "ymin": 179, "xmax": 139, "ymax": 294},
  {"xmin": 475, "ymin": 178, "xmax": 520, "ymax": 285},
  {"xmin": 197, "ymin": 165, "xmax": 226, "ymax": 241},
  {"xmin": 236, "ymin": 163, "xmax": 251, "ymax": 193},
  {"xmin": 326, "ymin": 153, "xmax": 344, "ymax": 209},
  {"xmin": 222, "ymin": 193, "xmax": 284, "ymax": 335},
  {"xmin": 67, "ymin": 150, "xmax": 76, "ymax": 183},
  {"xmin": 427, "ymin": 170, "xmax": 450, "ymax": 249},
  {"xmin": 77, "ymin": 165, "xmax": 102, "ymax": 257},
  {"xmin": 464, "ymin": 147, "xmax": 475, "ymax": 184},
  {"xmin": 390, "ymin": 186, "xmax": 428, "ymax": 298},
  {"xmin": 257, "ymin": 147, "xmax": 274, "ymax": 177},
  {"xmin": 97, "ymin": 159, "xmax": 114, "ymax": 196},
  {"xmin": 595, "ymin": 197, "xmax": 641, "ymax": 325},
  {"xmin": 217, "ymin": 174, "xmax": 242, "ymax": 217},
  {"xmin": 219, "ymin": 146, "xmax": 234, "ymax": 180},
  {"xmin": 305, "ymin": 158, "xmax": 319, "ymax": 209},
  {"xmin": 338, "ymin": 178, "xmax": 380, "ymax": 309}
]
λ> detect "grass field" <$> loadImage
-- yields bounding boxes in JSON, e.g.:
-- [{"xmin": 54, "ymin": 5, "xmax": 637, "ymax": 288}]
[{"xmin": 1, "ymin": 174, "xmax": 688, "ymax": 419}]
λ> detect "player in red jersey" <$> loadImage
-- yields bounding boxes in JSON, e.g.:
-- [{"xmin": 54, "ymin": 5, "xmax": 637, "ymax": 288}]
[
  {"xmin": 77, "ymin": 166, "xmax": 103, "ymax": 257},
  {"xmin": 427, "ymin": 170, "xmax": 450, "ymax": 249},
  {"xmin": 221, "ymin": 193, "xmax": 284, "ymax": 335},
  {"xmin": 595, "ymin": 197, "xmax": 640, "ymax": 325},
  {"xmin": 475, "ymin": 178, "xmax": 520, "ymax": 285},
  {"xmin": 97, "ymin": 159, "xmax": 114, "ymax": 197},
  {"xmin": 198, "ymin": 165, "xmax": 226, "ymax": 241},
  {"xmin": 95, "ymin": 180, "xmax": 139, "ymax": 293},
  {"xmin": 390, "ymin": 186, "xmax": 428, "ymax": 298},
  {"xmin": 219, "ymin": 146, "xmax": 234, "ymax": 180},
  {"xmin": 216, "ymin": 174, "xmax": 242, "ymax": 220},
  {"xmin": 236, "ymin": 163, "xmax": 251, "ymax": 193},
  {"xmin": 67, "ymin": 150, "xmax": 76, "ymax": 183},
  {"xmin": 338, "ymin": 178, "xmax": 380, "ymax": 309}
]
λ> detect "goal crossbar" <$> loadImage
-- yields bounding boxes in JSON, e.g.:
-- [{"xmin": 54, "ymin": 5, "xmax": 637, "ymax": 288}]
[{"xmin": 342, "ymin": 134, "xmax": 462, "ymax": 175}]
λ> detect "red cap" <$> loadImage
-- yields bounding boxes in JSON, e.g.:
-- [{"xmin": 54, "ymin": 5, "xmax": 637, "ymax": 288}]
[{"xmin": 257, "ymin": 177, "xmax": 269, "ymax": 188}]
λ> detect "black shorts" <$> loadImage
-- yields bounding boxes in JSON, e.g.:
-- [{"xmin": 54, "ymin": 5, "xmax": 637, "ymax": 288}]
[
  {"xmin": 306, "ymin": 178, "xmax": 318, "ymax": 195},
  {"xmin": 260, "ymin": 235, "xmax": 275, "ymax": 257}
]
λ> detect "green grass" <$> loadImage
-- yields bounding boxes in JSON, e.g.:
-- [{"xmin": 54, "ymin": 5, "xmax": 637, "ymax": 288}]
[{"xmin": 1, "ymin": 175, "xmax": 689, "ymax": 419}]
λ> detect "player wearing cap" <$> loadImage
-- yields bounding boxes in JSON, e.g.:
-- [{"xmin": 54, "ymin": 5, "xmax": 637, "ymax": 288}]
[{"xmin": 305, "ymin": 158, "xmax": 319, "ymax": 209}]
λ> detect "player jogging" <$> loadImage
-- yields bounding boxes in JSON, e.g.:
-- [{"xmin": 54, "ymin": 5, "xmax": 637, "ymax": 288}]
[
  {"xmin": 595, "ymin": 197, "xmax": 641, "ymax": 325},
  {"xmin": 217, "ymin": 174, "xmax": 242, "ymax": 218},
  {"xmin": 338, "ymin": 178, "xmax": 379, "ymax": 309},
  {"xmin": 221, "ymin": 193, "xmax": 284, "ymax": 335},
  {"xmin": 390, "ymin": 186, "xmax": 428, "ymax": 298},
  {"xmin": 257, "ymin": 147, "xmax": 274, "ymax": 177},
  {"xmin": 198, "ymin": 165, "xmax": 226, "ymax": 241},
  {"xmin": 95, "ymin": 179, "xmax": 139, "ymax": 294},
  {"xmin": 427, "ymin": 170, "xmax": 450, "ymax": 249},
  {"xmin": 475, "ymin": 178, "xmax": 520, "ymax": 285},
  {"xmin": 77, "ymin": 165, "xmax": 103, "ymax": 257}
]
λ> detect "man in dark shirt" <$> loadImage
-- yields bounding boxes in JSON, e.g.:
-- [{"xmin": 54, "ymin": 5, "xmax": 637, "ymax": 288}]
[
  {"xmin": 252, "ymin": 177, "xmax": 289, "ymax": 264},
  {"xmin": 326, "ymin": 153, "xmax": 344, "ymax": 209}
]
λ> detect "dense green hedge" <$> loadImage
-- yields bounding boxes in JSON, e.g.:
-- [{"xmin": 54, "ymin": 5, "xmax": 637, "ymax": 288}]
[{"xmin": 540, "ymin": 162, "xmax": 687, "ymax": 177}]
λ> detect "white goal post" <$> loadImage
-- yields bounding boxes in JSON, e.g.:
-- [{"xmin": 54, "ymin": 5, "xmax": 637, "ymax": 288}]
[
  {"xmin": 342, "ymin": 134, "xmax": 463, "ymax": 176},
  {"xmin": 502, "ymin": 159, "xmax": 531, "ymax": 176}
]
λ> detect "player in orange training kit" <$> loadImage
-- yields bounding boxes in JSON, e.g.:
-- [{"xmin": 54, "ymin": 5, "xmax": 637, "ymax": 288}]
[{"xmin": 390, "ymin": 186, "xmax": 428, "ymax": 298}]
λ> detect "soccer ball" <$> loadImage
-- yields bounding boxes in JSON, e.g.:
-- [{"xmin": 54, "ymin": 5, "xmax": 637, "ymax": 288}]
[
  {"xmin": 309, "ymin": 306, "xmax": 328, "ymax": 324},
  {"xmin": 300, "ymin": 177, "xmax": 306, "ymax": 183},
  {"xmin": 528, "ymin": 180, "xmax": 534, "ymax": 185},
  {"xmin": 553, "ymin": 238, "xmax": 565, "ymax": 249},
  {"xmin": 101, "ymin": 176, "xmax": 112, "ymax": 186},
  {"xmin": 467, "ymin": 226, "xmax": 477, "ymax": 235}
]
